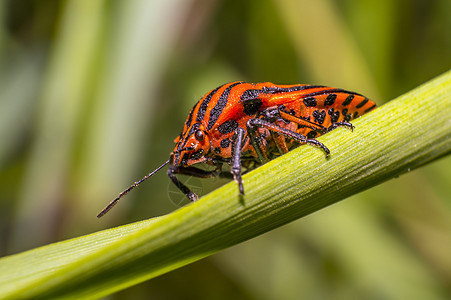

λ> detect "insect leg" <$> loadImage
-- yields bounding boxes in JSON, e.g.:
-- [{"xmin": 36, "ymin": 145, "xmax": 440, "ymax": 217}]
[
  {"xmin": 175, "ymin": 166, "xmax": 221, "ymax": 178},
  {"xmin": 167, "ymin": 168, "xmax": 198, "ymax": 201},
  {"xmin": 175, "ymin": 165, "xmax": 240, "ymax": 180},
  {"xmin": 262, "ymin": 108, "xmax": 328, "ymax": 152},
  {"xmin": 261, "ymin": 108, "xmax": 302, "ymax": 155},
  {"xmin": 231, "ymin": 127, "xmax": 246, "ymax": 195},
  {"xmin": 270, "ymin": 131, "xmax": 289, "ymax": 154},
  {"xmin": 278, "ymin": 108, "xmax": 354, "ymax": 136},
  {"xmin": 327, "ymin": 121, "xmax": 354, "ymax": 132},
  {"xmin": 247, "ymin": 118, "xmax": 330, "ymax": 157},
  {"xmin": 246, "ymin": 120, "xmax": 269, "ymax": 164}
]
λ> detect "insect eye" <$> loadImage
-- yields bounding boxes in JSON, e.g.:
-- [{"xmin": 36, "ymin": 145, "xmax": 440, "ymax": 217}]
[{"xmin": 195, "ymin": 130, "xmax": 204, "ymax": 141}]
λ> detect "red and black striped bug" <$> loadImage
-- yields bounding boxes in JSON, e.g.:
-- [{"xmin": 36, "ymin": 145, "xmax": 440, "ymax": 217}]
[{"xmin": 97, "ymin": 81, "xmax": 376, "ymax": 217}]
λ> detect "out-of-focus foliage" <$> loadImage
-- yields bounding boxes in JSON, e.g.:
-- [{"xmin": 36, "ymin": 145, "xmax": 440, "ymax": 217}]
[{"xmin": 0, "ymin": 0, "xmax": 449, "ymax": 299}]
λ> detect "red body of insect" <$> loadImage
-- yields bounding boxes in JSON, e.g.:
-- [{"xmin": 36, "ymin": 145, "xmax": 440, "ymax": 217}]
[{"xmin": 97, "ymin": 81, "xmax": 376, "ymax": 217}]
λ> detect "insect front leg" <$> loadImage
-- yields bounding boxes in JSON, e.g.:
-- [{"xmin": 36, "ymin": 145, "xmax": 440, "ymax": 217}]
[
  {"xmin": 178, "ymin": 164, "xmax": 238, "ymax": 180},
  {"xmin": 168, "ymin": 163, "xmax": 230, "ymax": 201},
  {"xmin": 231, "ymin": 127, "xmax": 246, "ymax": 195},
  {"xmin": 175, "ymin": 166, "xmax": 222, "ymax": 178},
  {"xmin": 167, "ymin": 168, "xmax": 198, "ymax": 201},
  {"xmin": 247, "ymin": 118, "xmax": 330, "ymax": 157}
]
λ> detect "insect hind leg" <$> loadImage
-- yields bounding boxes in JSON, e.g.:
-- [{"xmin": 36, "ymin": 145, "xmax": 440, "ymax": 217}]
[
  {"xmin": 327, "ymin": 121, "xmax": 354, "ymax": 132},
  {"xmin": 247, "ymin": 118, "xmax": 330, "ymax": 157}
]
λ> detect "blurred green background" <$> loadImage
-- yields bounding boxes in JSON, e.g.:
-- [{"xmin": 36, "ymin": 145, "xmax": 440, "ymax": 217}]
[{"xmin": 0, "ymin": 0, "xmax": 450, "ymax": 299}]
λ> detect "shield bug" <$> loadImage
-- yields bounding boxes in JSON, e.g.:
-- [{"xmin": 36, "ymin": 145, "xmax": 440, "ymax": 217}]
[{"xmin": 97, "ymin": 81, "xmax": 376, "ymax": 217}]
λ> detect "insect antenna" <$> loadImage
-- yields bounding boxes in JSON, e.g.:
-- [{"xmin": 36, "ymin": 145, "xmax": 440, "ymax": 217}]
[{"xmin": 97, "ymin": 160, "xmax": 170, "ymax": 218}]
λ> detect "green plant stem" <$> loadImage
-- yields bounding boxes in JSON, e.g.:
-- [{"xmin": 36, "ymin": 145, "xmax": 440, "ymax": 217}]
[{"xmin": 1, "ymin": 70, "xmax": 450, "ymax": 299}]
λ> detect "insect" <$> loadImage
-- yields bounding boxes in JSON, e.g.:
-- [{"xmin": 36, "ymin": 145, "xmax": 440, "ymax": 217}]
[{"xmin": 97, "ymin": 81, "xmax": 376, "ymax": 217}]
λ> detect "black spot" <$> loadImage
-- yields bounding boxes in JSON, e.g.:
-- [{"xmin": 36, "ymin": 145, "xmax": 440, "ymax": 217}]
[
  {"xmin": 214, "ymin": 147, "xmax": 221, "ymax": 154},
  {"xmin": 307, "ymin": 131, "xmax": 318, "ymax": 139},
  {"xmin": 303, "ymin": 97, "xmax": 317, "ymax": 107},
  {"xmin": 220, "ymin": 138, "xmax": 230, "ymax": 149},
  {"xmin": 353, "ymin": 111, "xmax": 359, "ymax": 119},
  {"xmin": 342, "ymin": 94, "xmax": 354, "ymax": 106},
  {"xmin": 341, "ymin": 108, "xmax": 351, "ymax": 121},
  {"xmin": 290, "ymin": 109, "xmax": 296, "ymax": 115},
  {"xmin": 218, "ymin": 120, "xmax": 239, "ymax": 134},
  {"xmin": 356, "ymin": 98, "xmax": 369, "ymax": 108},
  {"xmin": 331, "ymin": 110, "xmax": 340, "ymax": 123},
  {"xmin": 328, "ymin": 108, "xmax": 334, "ymax": 115},
  {"xmin": 312, "ymin": 110, "xmax": 326, "ymax": 124},
  {"xmin": 325, "ymin": 94, "xmax": 337, "ymax": 106},
  {"xmin": 242, "ymin": 98, "xmax": 263, "ymax": 116}
]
